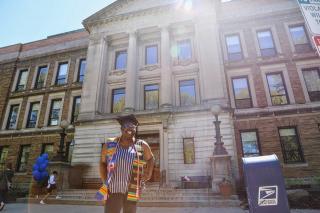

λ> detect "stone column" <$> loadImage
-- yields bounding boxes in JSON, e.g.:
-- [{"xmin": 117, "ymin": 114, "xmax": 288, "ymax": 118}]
[
  {"xmin": 160, "ymin": 26, "xmax": 173, "ymax": 110},
  {"xmin": 194, "ymin": 3, "xmax": 226, "ymax": 105},
  {"xmin": 124, "ymin": 31, "xmax": 138, "ymax": 112},
  {"xmin": 79, "ymin": 34, "xmax": 108, "ymax": 120}
]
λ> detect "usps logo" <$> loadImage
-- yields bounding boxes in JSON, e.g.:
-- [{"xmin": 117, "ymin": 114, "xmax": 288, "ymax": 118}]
[{"xmin": 258, "ymin": 186, "xmax": 278, "ymax": 206}]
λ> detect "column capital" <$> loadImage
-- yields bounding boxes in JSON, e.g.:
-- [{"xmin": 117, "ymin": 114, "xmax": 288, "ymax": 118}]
[
  {"xmin": 159, "ymin": 24, "xmax": 170, "ymax": 31},
  {"xmin": 127, "ymin": 30, "xmax": 137, "ymax": 37}
]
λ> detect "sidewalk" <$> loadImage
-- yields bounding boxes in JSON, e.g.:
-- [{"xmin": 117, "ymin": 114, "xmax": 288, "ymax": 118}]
[{"xmin": 4, "ymin": 203, "xmax": 320, "ymax": 213}]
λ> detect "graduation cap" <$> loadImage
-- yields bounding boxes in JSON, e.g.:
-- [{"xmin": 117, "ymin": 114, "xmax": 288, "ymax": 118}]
[{"xmin": 116, "ymin": 114, "xmax": 139, "ymax": 127}]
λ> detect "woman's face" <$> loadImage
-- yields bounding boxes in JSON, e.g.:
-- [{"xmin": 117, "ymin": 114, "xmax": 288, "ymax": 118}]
[{"xmin": 121, "ymin": 122, "xmax": 137, "ymax": 138}]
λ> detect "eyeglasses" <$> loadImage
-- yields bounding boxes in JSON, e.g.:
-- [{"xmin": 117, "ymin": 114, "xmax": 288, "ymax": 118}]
[{"xmin": 121, "ymin": 122, "xmax": 137, "ymax": 130}]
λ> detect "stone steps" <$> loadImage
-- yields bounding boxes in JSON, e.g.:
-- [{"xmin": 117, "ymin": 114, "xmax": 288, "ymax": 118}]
[{"xmin": 17, "ymin": 188, "xmax": 241, "ymax": 207}]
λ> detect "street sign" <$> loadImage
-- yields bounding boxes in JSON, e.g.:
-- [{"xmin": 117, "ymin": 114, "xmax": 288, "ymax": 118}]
[
  {"xmin": 297, "ymin": 0, "xmax": 320, "ymax": 35},
  {"xmin": 313, "ymin": 35, "xmax": 320, "ymax": 55}
]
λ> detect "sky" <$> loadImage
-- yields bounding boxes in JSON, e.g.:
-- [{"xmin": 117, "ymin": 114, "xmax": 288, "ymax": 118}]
[{"xmin": 0, "ymin": 0, "xmax": 117, "ymax": 48}]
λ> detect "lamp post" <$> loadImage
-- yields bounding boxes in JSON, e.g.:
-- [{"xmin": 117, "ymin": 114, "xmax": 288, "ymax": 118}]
[
  {"xmin": 211, "ymin": 105, "xmax": 228, "ymax": 155},
  {"xmin": 53, "ymin": 120, "xmax": 69, "ymax": 162}
]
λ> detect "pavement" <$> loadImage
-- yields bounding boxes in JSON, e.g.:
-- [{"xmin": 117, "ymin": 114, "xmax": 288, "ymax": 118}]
[{"xmin": 2, "ymin": 203, "xmax": 320, "ymax": 213}]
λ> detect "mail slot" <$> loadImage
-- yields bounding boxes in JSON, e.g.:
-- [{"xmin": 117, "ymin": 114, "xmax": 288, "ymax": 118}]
[{"xmin": 242, "ymin": 154, "xmax": 290, "ymax": 213}]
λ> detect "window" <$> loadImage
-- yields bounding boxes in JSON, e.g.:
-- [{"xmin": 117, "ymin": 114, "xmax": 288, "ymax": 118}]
[
  {"xmin": 232, "ymin": 77, "xmax": 252, "ymax": 109},
  {"xmin": 17, "ymin": 145, "xmax": 30, "ymax": 172},
  {"xmin": 112, "ymin": 88, "xmax": 125, "ymax": 113},
  {"xmin": 225, "ymin": 34, "xmax": 243, "ymax": 61},
  {"xmin": 71, "ymin": 96, "xmax": 81, "ymax": 124},
  {"xmin": 240, "ymin": 131, "xmax": 260, "ymax": 157},
  {"xmin": 26, "ymin": 102, "xmax": 40, "ymax": 128},
  {"xmin": 35, "ymin": 66, "xmax": 48, "ymax": 89},
  {"xmin": 15, "ymin": 69, "xmax": 28, "ymax": 91},
  {"xmin": 177, "ymin": 39, "xmax": 192, "ymax": 61},
  {"xmin": 145, "ymin": 45, "xmax": 158, "ymax": 65},
  {"xmin": 0, "ymin": 147, "xmax": 9, "ymax": 170},
  {"xmin": 289, "ymin": 25, "xmax": 311, "ymax": 52},
  {"xmin": 41, "ymin": 144, "xmax": 54, "ymax": 160},
  {"xmin": 6, "ymin": 104, "xmax": 19, "ymax": 130},
  {"xmin": 257, "ymin": 30, "xmax": 276, "ymax": 57},
  {"xmin": 115, "ymin": 51, "xmax": 127, "ymax": 70},
  {"xmin": 144, "ymin": 84, "xmax": 159, "ymax": 110},
  {"xmin": 266, "ymin": 73, "xmax": 289, "ymax": 105},
  {"xmin": 302, "ymin": 68, "xmax": 320, "ymax": 102},
  {"xmin": 179, "ymin": 79, "xmax": 196, "ymax": 106},
  {"xmin": 77, "ymin": 59, "xmax": 86, "ymax": 83},
  {"xmin": 279, "ymin": 127, "xmax": 305, "ymax": 164},
  {"xmin": 183, "ymin": 138, "xmax": 195, "ymax": 164},
  {"xmin": 55, "ymin": 62, "xmax": 68, "ymax": 85},
  {"xmin": 48, "ymin": 99, "xmax": 62, "ymax": 126}
]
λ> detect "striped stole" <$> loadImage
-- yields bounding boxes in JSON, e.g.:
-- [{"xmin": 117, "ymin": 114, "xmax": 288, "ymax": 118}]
[
  {"xmin": 127, "ymin": 141, "xmax": 146, "ymax": 201},
  {"xmin": 96, "ymin": 139, "xmax": 146, "ymax": 202}
]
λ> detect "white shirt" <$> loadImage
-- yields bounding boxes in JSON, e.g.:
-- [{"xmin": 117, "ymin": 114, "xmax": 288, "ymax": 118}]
[{"xmin": 48, "ymin": 174, "xmax": 56, "ymax": 185}]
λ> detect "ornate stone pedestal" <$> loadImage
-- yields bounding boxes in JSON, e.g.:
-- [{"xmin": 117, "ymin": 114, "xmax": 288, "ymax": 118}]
[
  {"xmin": 48, "ymin": 161, "xmax": 71, "ymax": 191},
  {"xmin": 210, "ymin": 155, "xmax": 232, "ymax": 193}
]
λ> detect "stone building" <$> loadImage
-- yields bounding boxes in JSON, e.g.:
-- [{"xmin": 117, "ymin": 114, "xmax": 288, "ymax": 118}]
[
  {"xmin": 0, "ymin": 0, "xmax": 319, "ymax": 192},
  {"xmin": 75, "ymin": 0, "xmax": 234, "ymax": 188}
]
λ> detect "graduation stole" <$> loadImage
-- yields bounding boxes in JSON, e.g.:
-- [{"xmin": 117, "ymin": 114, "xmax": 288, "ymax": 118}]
[{"xmin": 96, "ymin": 138, "xmax": 146, "ymax": 202}]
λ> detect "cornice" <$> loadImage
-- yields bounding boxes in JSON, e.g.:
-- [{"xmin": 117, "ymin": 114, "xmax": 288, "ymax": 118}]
[{"xmin": 84, "ymin": 4, "xmax": 175, "ymax": 31}]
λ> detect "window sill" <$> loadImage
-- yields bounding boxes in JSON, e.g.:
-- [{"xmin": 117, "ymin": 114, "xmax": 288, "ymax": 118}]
[
  {"xmin": 109, "ymin": 69, "xmax": 126, "ymax": 76},
  {"xmin": 140, "ymin": 64, "xmax": 160, "ymax": 71},
  {"xmin": 173, "ymin": 58, "xmax": 196, "ymax": 66},
  {"xmin": 282, "ymin": 163, "xmax": 308, "ymax": 168}
]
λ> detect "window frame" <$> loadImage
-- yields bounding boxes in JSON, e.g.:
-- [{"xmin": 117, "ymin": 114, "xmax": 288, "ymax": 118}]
[
  {"xmin": 301, "ymin": 67, "xmax": 320, "ymax": 102},
  {"xmin": 278, "ymin": 127, "xmax": 305, "ymax": 164},
  {"xmin": 225, "ymin": 33, "xmax": 244, "ymax": 61},
  {"xmin": 16, "ymin": 144, "xmax": 31, "ymax": 172},
  {"xmin": 231, "ymin": 76, "xmax": 253, "ymax": 109},
  {"xmin": 177, "ymin": 39, "xmax": 193, "ymax": 62},
  {"xmin": 256, "ymin": 29, "xmax": 277, "ymax": 57},
  {"xmin": 288, "ymin": 24, "xmax": 312, "ymax": 52},
  {"xmin": 41, "ymin": 143, "xmax": 54, "ymax": 160},
  {"xmin": 144, "ymin": 84, "xmax": 159, "ymax": 110},
  {"xmin": 6, "ymin": 104, "xmax": 20, "ymax": 130},
  {"xmin": 183, "ymin": 137, "xmax": 195, "ymax": 164},
  {"xmin": 111, "ymin": 88, "xmax": 126, "ymax": 113},
  {"xmin": 239, "ymin": 129, "xmax": 261, "ymax": 157},
  {"xmin": 77, "ymin": 58, "xmax": 86, "ymax": 83},
  {"xmin": 55, "ymin": 62, "xmax": 69, "ymax": 85},
  {"xmin": 71, "ymin": 96, "xmax": 81, "ymax": 124},
  {"xmin": 145, "ymin": 45, "xmax": 159, "ymax": 65},
  {"xmin": 266, "ymin": 72, "xmax": 290, "ymax": 106},
  {"xmin": 48, "ymin": 99, "xmax": 62, "ymax": 126},
  {"xmin": 179, "ymin": 79, "xmax": 196, "ymax": 106},
  {"xmin": 34, "ymin": 65, "xmax": 48, "ymax": 89},
  {"xmin": 114, "ymin": 50, "xmax": 128, "ymax": 70},
  {"xmin": 0, "ymin": 146, "xmax": 9, "ymax": 170},
  {"xmin": 26, "ymin": 101, "xmax": 40, "ymax": 128},
  {"xmin": 15, "ymin": 69, "xmax": 29, "ymax": 92}
]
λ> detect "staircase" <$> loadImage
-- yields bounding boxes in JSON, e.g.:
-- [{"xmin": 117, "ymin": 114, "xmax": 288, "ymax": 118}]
[{"xmin": 18, "ymin": 184, "xmax": 240, "ymax": 207}]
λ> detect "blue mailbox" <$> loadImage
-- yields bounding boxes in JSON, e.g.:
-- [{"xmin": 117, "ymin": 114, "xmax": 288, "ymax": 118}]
[{"xmin": 242, "ymin": 154, "xmax": 290, "ymax": 213}]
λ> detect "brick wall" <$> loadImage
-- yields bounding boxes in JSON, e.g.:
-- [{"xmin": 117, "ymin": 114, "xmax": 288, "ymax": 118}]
[
  {"xmin": 0, "ymin": 62, "xmax": 15, "ymax": 125},
  {"xmin": 0, "ymin": 40, "xmax": 87, "ymax": 188}
]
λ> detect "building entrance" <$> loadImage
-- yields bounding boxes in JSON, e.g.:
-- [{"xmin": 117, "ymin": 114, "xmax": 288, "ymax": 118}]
[{"xmin": 137, "ymin": 133, "xmax": 160, "ymax": 182}]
